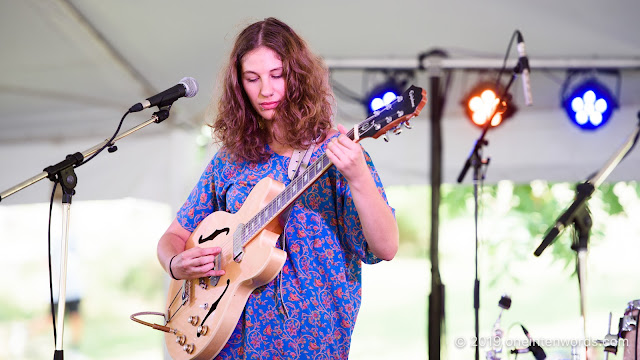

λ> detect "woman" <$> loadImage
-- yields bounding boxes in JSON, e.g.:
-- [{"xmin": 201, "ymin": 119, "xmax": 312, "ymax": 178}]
[{"xmin": 157, "ymin": 17, "xmax": 398, "ymax": 359}]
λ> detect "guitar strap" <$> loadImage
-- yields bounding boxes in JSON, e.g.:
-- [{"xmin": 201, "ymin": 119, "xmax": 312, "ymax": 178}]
[
  {"xmin": 276, "ymin": 141, "xmax": 316, "ymax": 318},
  {"xmin": 283, "ymin": 142, "xmax": 316, "ymax": 217},
  {"xmin": 287, "ymin": 144, "xmax": 315, "ymax": 180}
]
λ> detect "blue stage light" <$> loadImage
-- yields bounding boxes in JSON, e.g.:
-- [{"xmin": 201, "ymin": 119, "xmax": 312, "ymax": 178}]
[
  {"xmin": 562, "ymin": 78, "xmax": 618, "ymax": 130},
  {"xmin": 363, "ymin": 72, "xmax": 412, "ymax": 116},
  {"xmin": 368, "ymin": 86, "xmax": 402, "ymax": 113}
]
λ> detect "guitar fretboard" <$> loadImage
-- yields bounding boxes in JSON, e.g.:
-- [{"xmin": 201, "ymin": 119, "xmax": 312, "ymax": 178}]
[
  {"xmin": 231, "ymin": 84, "xmax": 425, "ymax": 259},
  {"xmin": 238, "ymin": 151, "xmax": 334, "ymax": 248}
]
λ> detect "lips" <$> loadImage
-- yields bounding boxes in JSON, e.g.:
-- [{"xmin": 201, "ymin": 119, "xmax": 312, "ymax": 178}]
[{"xmin": 259, "ymin": 101, "xmax": 279, "ymax": 110}]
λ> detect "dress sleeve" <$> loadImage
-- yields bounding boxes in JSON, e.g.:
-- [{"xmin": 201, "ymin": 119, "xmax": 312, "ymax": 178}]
[
  {"xmin": 336, "ymin": 148, "xmax": 395, "ymax": 265},
  {"xmin": 176, "ymin": 154, "xmax": 221, "ymax": 232}
]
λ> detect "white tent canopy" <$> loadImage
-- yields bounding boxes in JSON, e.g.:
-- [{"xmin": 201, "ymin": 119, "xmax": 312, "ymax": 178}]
[{"xmin": 1, "ymin": 1, "xmax": 640, "ymax": 207}]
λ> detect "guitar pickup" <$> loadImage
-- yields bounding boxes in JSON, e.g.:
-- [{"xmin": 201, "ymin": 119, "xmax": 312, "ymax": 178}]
[
  {"xmin": 233, "ymin": 223, "xmax": 245, "ymax": 262},
  {"xmin": 209, "ymin": 252, "xmax": 222, "ymax": 286}
]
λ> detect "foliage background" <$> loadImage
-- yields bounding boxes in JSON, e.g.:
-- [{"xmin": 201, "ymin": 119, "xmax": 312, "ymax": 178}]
[{"xmin": 0, "ymin": 181, "xmax": 638, "ymax": 359}]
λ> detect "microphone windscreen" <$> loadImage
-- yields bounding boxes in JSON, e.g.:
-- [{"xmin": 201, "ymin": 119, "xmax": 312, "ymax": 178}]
[{"xmin": 179, "ymin": 77, "xmax": 199, "ymax": 98}]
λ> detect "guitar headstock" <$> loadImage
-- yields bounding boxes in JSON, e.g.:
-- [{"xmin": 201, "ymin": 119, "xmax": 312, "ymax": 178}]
[{"xmin": 352, "ymin": 85, "xmax": 427, "ymax": 142}]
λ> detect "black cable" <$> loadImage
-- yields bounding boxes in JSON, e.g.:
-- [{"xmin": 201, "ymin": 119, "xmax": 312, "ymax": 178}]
[
  {"xmin": 45, "ymin": 108, "xmax": 133, "ymax": 344},
  {"xmin": 48, "ymin": 182, "xmax": 58, "ymax": 344},
  {"xmin": 494, "ymin": 30, "xmax": 520, "ymax": 89},
  {"xmin": 78, "ymin": 109, "xmax": 132, "ymax": 166}
]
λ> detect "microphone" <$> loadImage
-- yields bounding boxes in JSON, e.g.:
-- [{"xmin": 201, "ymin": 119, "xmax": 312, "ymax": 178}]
[
  {"xmin": 521, "ymin": 325, "xmax": 547, "ymax": 360},
  {"xmin": 534, "ymin": 181, "xmax": 594, "ymax": 256},
  {"xmin": 516, "ymin": 31, "xmax": 533, "ymax": 106},
  {"xmin": 129, "ymin": 77, "xmax": 198, "ymax": 112}
]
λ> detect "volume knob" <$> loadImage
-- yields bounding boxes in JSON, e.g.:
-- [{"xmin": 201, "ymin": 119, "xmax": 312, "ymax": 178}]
[
  {"xmin": 176, "ymin": 335, "xmax": 186, "ymax": 346},
  {"xmin": 198, "ymin": 325, "xmax": 208, "ymax": 336}
]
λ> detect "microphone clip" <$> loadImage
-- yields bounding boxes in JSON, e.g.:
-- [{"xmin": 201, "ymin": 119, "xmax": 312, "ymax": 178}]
[
  {"xmin": 152, "ymin": 106, "xmax": 172, "ymax": 124},
  {"xmin": 514, "ymin": 55, "xmax": 530, "ymax": 76}
]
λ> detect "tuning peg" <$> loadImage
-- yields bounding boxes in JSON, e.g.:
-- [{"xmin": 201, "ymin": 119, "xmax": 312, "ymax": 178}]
[
  {"xmin": 382, "ymin": 133, "xmax": 389, "ymax": 142},
  {"xmin": 403, "ymin": 121, "xmax": 412, "ymax": 130},
  {"xmin": 393, "ymin": 127, "xmax": 403, "ymax": 135}
]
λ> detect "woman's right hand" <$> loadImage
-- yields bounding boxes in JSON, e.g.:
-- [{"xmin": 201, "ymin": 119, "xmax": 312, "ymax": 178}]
[{"xmin": 169, "ymin": 246, "xmax": 226, "ymax": 280}]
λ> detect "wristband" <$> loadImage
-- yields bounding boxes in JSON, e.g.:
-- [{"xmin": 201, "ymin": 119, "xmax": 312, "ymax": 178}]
[{"xmin": 169, "ymin": 254, "xmax": 179, "ymax": 280}]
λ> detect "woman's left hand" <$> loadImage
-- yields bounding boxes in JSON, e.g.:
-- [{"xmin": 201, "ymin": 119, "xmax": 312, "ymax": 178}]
[
  {"xmin": 325, "ymin": 123, "xmax": 399, "ymax": 260},
  {"xmin": 326, "ymin": 123, "xmax": 369, "ymax": 183}
]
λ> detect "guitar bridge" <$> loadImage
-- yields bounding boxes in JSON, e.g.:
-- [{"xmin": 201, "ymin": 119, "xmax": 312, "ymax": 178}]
[{"xmin": 181, "ymin": 279, "xmax": 192, "ymax": 305}]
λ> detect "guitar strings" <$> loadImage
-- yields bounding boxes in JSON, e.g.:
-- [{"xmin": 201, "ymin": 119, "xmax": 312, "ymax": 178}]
[
  {"xmin": 166, "ymin": 281, "xmax": 187, "ymax": 324},
  {"xmin": 195, "ymin": 125, "xmax": 361, "ymax": 278}
]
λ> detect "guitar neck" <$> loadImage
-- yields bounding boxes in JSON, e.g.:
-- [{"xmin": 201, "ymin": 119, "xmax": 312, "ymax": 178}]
[
  {"xmin": 236, "ymin": 84, "xmax": 426, "ymax": 249},
  {"xmin": 239, "ymin": 152, "xmax": 334, "ymax": 247}
]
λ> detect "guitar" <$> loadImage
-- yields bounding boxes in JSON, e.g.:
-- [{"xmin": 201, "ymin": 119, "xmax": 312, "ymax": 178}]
[{"xmin": 163, "ymin": 85, "xmax": 426, "ymax": 359}]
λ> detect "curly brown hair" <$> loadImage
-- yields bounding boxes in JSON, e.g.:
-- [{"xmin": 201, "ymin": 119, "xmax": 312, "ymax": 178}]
[{"xmin": 211, "ymin": 17, "xmax": 334, "ymax": 163}]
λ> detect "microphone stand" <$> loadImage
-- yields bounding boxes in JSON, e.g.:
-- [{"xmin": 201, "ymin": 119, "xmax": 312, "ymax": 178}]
[
  {"xmin": 0, "ymin": 107, "xmax": 172, "ymax": 360},
  {"xmin": 573, "ymin": 203, "xmax": 592, "ymax": 360},
  {"xmin": 457, "ymin": 59, "xmax": 524, "ymax": 360},
  {"xmin": 534, "ymin": 114, "xmax": 640, "ymax": 256},
  {"xmin": 534, "ymin": 112, "xmax": 640, "ymax": 358}
]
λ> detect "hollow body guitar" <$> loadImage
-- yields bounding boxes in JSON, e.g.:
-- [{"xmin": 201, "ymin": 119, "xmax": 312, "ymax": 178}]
[{"xmin": 164, "ymin": 85, "xmax": 426, "ymax": 359}]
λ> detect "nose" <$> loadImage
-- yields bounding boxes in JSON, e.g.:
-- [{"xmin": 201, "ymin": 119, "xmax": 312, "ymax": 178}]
[{"xmin": 260, "ymin": 78, "xmax": 274, "ymax": 97}]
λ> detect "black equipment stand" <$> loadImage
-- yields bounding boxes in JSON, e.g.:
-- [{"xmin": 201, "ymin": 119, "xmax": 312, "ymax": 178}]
[
  {"xmin": 0, "ymin": 108, "xmax": 171, "ymax": 359},
  {"xmin": 419, "ymin": 48, "xmax": 452, "ymax": 360},
  {"xmin": 534, "ymin": 112, "xmax": 640, "ymax": 358},
  {"xmin": 457, "ymin": 57, "xmax": 526, "ymax": 360}
]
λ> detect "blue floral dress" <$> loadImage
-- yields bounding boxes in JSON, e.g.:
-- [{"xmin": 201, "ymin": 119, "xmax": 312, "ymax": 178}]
[{"xmin": 177, "ymin": 134, "xmax": 392, "ymax": 359}]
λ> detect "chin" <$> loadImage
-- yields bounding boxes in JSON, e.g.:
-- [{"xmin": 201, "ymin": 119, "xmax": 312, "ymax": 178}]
[{"xmin": 261, "ymin": 111, "xmax": 276, "ymax": 120}]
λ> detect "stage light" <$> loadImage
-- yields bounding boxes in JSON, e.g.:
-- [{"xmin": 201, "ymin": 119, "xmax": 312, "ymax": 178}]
[
  {"xmin": 363, "ymin": 70, "xmax": 413, "ymax": 116},
  {"xmin": 461, "ymin": 81, "xmax": 517, "ymax": 128},
  {"xmin": 561, "ymin": 75, "xmax": 618, "ymax": 130},
  {"xmin": 366, "ymin": 80, "xmax": 403, "ymax": 114}
]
